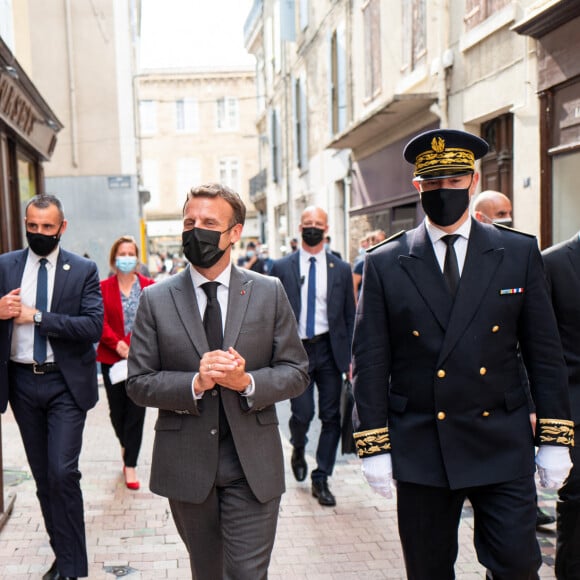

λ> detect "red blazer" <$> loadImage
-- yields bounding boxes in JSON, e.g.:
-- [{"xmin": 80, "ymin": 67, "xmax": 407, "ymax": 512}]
[{"xmin": 96, "ymin": 273, "xmax": 155, "ymax": 365}]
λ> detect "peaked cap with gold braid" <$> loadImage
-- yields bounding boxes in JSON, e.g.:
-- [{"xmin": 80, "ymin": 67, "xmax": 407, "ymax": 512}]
[{"xmin": 404, "ymin": 129, "xmax": 489, "ymax": 181}]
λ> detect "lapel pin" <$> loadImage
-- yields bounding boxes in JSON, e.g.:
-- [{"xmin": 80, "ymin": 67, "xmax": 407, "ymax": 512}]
[
  {"xmin": 63, "ymin": 264, "xmax": 71, "ymax": 271},
  {"xmin": 240, "ymin": 289, "xmax": 246, "ymax": 295}
]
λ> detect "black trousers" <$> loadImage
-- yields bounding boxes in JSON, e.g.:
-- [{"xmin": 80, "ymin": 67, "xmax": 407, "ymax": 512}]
[
  {"xmin": 101, "ymin": 362, "xmax": 146, "ymax": 467},
  {"xmin": 556, "ymin": 442, "xmax": 580, "ymax": 579},
  {"xmin": 9, "ymin": 364, "xmax": 88, "ymax": 578},
  {"xmin": 289, "ymin": 335, "xmax": 342, "ymax": 482},
  {"xmin": 397, "ymin": 476, "xmax": 541, "ymax": 580}
]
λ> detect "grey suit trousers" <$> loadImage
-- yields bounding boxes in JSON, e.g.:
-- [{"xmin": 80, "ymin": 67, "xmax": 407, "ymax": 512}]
[{"xmin": 168, "ymin": 434, "xmax": 281, "ymax": 580}]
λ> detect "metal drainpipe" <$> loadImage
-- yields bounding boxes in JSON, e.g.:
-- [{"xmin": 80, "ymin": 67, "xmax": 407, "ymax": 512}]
[
  {"xmin": 439, "ymin": 0, "xmax": 450, "ymax": 128},
  {"xmin": 65, "ymin": 0, "xmax": 79, "ymax": 167}
]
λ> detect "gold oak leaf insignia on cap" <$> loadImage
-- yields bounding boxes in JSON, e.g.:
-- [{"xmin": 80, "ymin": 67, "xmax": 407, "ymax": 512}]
[{"xmin": 431, "ymin": 136, "xmax": 445, "ymax": 153}]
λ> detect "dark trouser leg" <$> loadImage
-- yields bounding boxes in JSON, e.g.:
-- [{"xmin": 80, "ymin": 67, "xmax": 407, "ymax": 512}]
[
  {"xmin": 309, "ymin": 339, "xmax": 342, "ymax": 482},
  {"xmin": 289, "ymin": 380, "xmax": 315, "ymax": 449},
  {"xmin": 556, "ymin": 442, "xmax": 580, "ymax": 579},
  {"xmin": 397, "ymin": 481, "xmax": 464, "ymax": 580},
  {"xmin": 101, "ymin": 363, "xmax": 127, "ymax": 444},
  {"xmin": 9, "ymin": 367, "xmax": 88, "ymax": 577},
  {"xmin": 469, "ymin": 475, "xmax": 541, "ymax": 580},
  {"xmin": 169, "ymin": 436, "xmax": 280, "ymax": 580},
  {"xmin": 119, "ymin": 384, "xmax": 145, "ymax": 467}
]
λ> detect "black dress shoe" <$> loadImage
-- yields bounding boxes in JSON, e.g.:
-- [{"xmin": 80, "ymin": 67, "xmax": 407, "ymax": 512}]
[
  {"xmin": 312, "ymin": 480, "xmax": 336, "ymax": 506},
  {"xmin": 536, "ymin": 506, "xmax": 556, "ymax": 529},
  {"xmin": 291, "ymin": 447, "xmax": 307, "ymax": 482},
  {"xmin": 42, "ymin": 560, "xmax": 57, "ymax": 580}
]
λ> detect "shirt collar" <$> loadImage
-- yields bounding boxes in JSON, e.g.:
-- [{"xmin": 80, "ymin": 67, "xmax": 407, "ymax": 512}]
[
  {"xmin": 425, "ymin": 217, "xmax": 472, "ymax": 245},
  {"xmin": 27, "ymin": 245, "xmax": 60, "ymax": 268},
  {"xmin": 189, "ymin": 262, "xmax": 232, "ymax": 290},
  {"xmin": 299, "ymin": 248, "xmax": 326, "ymax": 262}
]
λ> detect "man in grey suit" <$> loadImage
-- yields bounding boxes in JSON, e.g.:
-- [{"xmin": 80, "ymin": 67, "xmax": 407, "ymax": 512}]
[{"xmin": 126, "ymin": 183, "xmax": 309, "ymax": 579}]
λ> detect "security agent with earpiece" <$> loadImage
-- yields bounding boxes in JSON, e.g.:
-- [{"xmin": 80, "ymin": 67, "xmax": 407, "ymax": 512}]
[{"xmin": 351, "ymin": 128, "xmax": 573, "ymax": 580}]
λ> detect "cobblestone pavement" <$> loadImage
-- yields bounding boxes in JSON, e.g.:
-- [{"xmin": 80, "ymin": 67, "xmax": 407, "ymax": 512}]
[{"xmin": 0, "ymin": 385, "xmax": 558, "ymax": 579}]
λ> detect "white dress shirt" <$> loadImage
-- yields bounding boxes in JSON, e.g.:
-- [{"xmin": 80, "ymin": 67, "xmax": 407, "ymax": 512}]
[
  {"xmin": 298, "ymin": 248, "xmax": 329, "ymax": 339},
  {"xmin": 425, "ymin": 218, "xmax": 471, "ymax": 276},
  {"xmin": 11, "ymin": 247, "xmax": 60, "ymax": 364},
  {"xmin": 188, "ymin": 263, "xmax": 254, "ymax": 399}
]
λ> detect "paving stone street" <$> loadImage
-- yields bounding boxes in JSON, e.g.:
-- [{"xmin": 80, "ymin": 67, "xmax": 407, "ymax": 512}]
[{"xmin": 0, "ymin": 383, "xmax": 558, "ymax": 579}]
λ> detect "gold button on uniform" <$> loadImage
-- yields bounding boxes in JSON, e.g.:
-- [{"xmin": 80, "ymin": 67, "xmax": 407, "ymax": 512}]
[
  {"xmin": 437, "ymin": 411, "xmax": 446, "ymax": 420},
  {"xmin": 492, "ymin": 325, "xmax": 500, "ymax": 333},
  {"xmin": 412, "ymin": 330, "xmax": 420, "ymax": 337},
  {"xmin": 480, "ymin": 367, "xmax": 487, "ymax": 376},
  {"xmin": 482, "ymin": 411, "xmax": 490, "ymax": 417},
  {"xmin": 437, "ymin": 369, "xmax": 446, "ymax": 378}
]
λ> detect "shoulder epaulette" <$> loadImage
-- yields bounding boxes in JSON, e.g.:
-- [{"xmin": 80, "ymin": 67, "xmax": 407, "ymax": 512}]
[
  {"xmin": 367, "ymin": 230, "xmax": 405, "ymax": 252},
  {"xmin": 493, "ymin": 223, "xmax": 535, "ymax": 238}
]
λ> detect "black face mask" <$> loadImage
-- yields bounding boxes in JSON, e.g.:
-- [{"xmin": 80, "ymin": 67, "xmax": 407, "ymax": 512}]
[
  {"xmin": 182, "ymin": 226, "xmax": 232, "ymax": 269},
  {"xmin": 26, "ymin": 226, "xmax": 63, "ymax": 257},
  {"xmin": 420, "ymin": 187, "xmax": 470, "ymax": 227},
  {"xmin": 301, "ymin": 227, "xmax": 325, "ymax": 247}
]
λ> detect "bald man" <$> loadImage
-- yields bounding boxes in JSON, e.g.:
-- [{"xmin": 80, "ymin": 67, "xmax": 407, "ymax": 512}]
[
  {"xmin": 472, "ymin": 190, "xmax": 512, "ymax": 225},
  {"xmin": 270, "ymin": 207, "xmax": 355, "ymax": 507}
]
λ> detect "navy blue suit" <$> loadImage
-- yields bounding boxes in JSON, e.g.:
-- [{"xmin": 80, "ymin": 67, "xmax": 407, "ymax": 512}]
[
  {"xmin": 352, "ymin": 219, "xmax": 572, "ymax": 578},
  {"xmin": 0, "ymin": 247, "xmax": 103, "ymax": 578},
  {"xmin": 270, "ymin": 250, "xmax": 355, "ymax": 482},
  {"xmin": 542, "ymin": 233, "xmax": 580, "ymax": 578}
]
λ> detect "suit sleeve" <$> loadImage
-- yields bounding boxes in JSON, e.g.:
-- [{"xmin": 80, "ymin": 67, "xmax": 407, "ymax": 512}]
[
  {"xmin": 40, "ymin": 260, "xmax": 103, "ymax": 343},
  {"xmin": 126, "ymin": 287, "xmax": 201, "ymax": 414},
  {"xmin": 246, "ymin": 278, "xmax": 310, "ymax": 409},
  {"xmin": 518, "ymin": 241, "xmax": 573, "ymax": 447},
  {"xmin": 351, "ymin": 253, "xmax": 392, "ymax": 457}
]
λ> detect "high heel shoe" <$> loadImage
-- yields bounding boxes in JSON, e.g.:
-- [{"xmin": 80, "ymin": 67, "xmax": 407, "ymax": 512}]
[{"xmin": 123, "ymin": 465, "xmax": 140, "ymax": 490}]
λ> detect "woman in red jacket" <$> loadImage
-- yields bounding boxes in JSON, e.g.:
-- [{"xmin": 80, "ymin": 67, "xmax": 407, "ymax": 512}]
[{"xmin": 97, "ymin": 235, "xmax": 155, "ymax": 490}]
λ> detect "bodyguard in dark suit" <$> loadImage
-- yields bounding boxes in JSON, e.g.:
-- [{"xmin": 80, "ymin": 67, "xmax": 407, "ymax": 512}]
[
  {"xmin": 270, "ymin": 206, "xmax": 355, "ymax": 506},
  {"xmin": 0, "ymin": 194, "xmax": 103, "ymax": 580},
  {"xmin": 542, "ymin": 233, "xmax": 580, "ymax": 579},
  {"xmin": 352, "ymin": 129, "xmax": 573, "ymax": 580}
]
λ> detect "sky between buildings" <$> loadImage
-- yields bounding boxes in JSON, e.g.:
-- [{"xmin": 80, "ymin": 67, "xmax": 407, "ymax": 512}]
[{"xmin": 140, "ymin": 0, "xmax": 255, "ymax": 69}]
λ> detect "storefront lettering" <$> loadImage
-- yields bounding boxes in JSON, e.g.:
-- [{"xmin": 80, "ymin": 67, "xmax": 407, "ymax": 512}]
[{"xmin": 0, "ymin": 74, "xmax": 40, "ymax": 136}]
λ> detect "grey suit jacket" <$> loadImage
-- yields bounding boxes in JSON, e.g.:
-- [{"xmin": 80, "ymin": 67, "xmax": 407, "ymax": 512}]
[{"xmin": 127, "ymin": 264, "xmax": 309, "ymax": 504}]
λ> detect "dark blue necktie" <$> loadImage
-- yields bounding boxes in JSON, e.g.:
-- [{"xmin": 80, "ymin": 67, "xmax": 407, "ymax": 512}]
[
  {"xmin": 202, "ymin": 282, "xmax": 223, "ymax": 350},
  {"xmin": 306, "ymin": 257, "xmax": 316, "ymax": 338},
  {"xmin": 33, "ymin": 258, "xmax": 48, "ymax": 364}
]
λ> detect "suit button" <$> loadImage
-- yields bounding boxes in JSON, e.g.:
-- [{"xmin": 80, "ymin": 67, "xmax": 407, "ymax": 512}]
[
  {"xmin": 492, "ymin": 325, "xmax": 500, "ymax": 333},
  {"xmin": 437, "ymin": 369, "xmax": 446, "ymax": 378},
  {"xmin": 437, "ymin": 411, "xmax": 446, "ymax": 420},
  {"xmin": 482, "ymin": 411, "xmax": 490, "ymax": 417},
  {"xmin": 211, "ymin": 390, "xmax": 218, "ymax": 397},
  {"xmin": 480, "ymin": 367, "xmax": 487, "ymax": 375},
  {"xmin": 412, "ymin": 330, "xmax": 420, "ymax": 337},
  {"xmin": 210, "ymin": 428, "xmax": 218, "ymax": 436}
]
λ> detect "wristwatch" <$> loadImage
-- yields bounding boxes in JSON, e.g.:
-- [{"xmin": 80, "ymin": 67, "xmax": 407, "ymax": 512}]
[{"xmin": 33, "ymin": 311, "xmax": 43, "ymax": 325}]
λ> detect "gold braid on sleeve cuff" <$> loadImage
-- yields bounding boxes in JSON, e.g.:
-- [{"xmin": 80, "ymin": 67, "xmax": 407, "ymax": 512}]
[
  {"xmin": 353, "ymin": 427, "xmax": 391, "ymax": 458},
  {"xmin": 537, "ymin": 419, "xmax": 574, "ymax": 447}
]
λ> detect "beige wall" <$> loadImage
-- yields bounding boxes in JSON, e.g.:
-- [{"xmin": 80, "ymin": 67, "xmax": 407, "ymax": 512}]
[{"xmin": 136, "ymin": 68, "xmax": 260, "ymax": 239}]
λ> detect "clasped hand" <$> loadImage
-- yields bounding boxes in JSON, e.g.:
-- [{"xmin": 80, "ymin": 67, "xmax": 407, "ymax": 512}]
[
  {"xmin": 0, "ymin": 288, "xmax": 37, "ymax": 324},
  {"xmin": 196, "ymin": 346, "xmax": 249, "ymax": 394}
]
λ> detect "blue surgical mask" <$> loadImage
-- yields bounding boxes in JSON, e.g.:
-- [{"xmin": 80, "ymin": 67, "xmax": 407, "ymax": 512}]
[
  {"xmin": 115, "ymin": 256, "xmax": 138, "ymax": 273},
  {"xmin": 246, "ymin": 250, "xmax": 256, "ymax": 259}
]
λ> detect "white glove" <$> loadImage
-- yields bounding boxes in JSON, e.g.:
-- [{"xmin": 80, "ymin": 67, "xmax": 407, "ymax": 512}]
[
  {"xmin": 535, "ymin": 445, "xmax": 572, "ymax": 489},
  {"xmin": 361, "ymin": 454, "xmax": 394, "ymax": 498}
]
